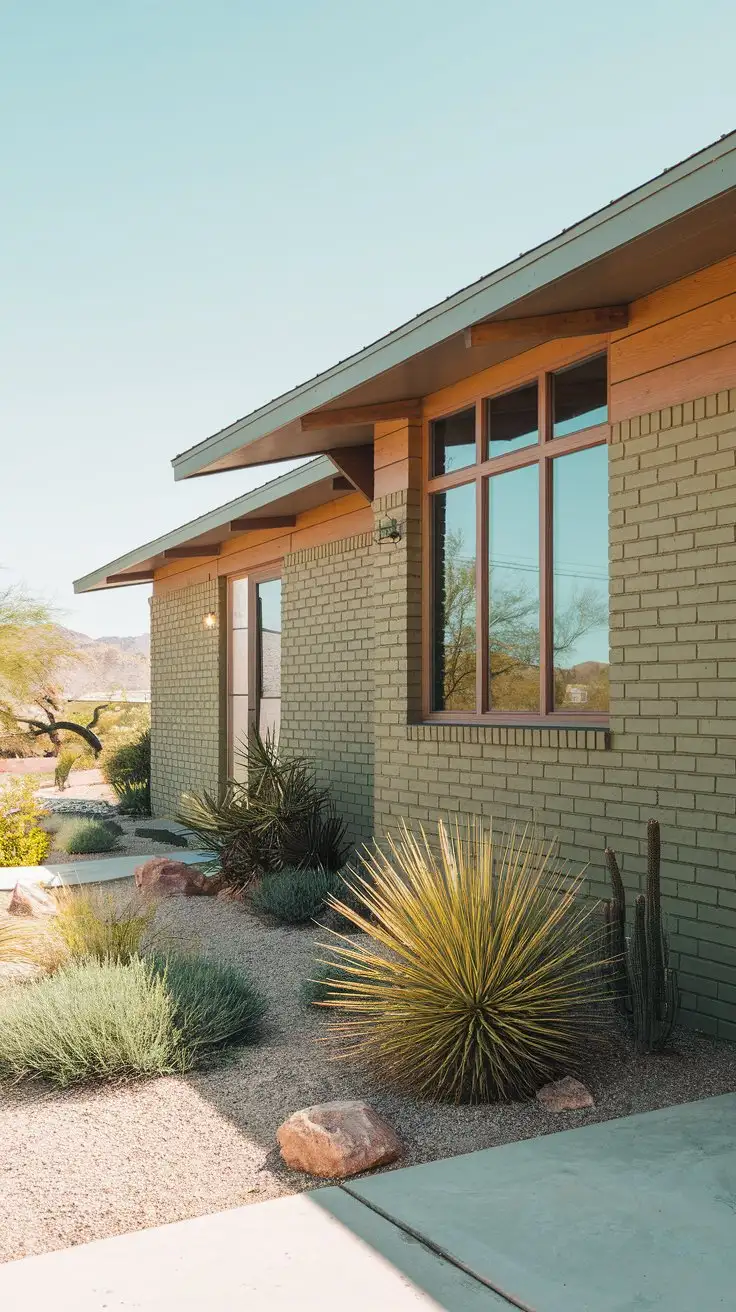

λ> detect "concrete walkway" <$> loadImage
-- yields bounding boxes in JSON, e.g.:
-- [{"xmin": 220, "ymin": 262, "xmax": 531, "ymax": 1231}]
[
  {"xmin": 0, "ymin": 1094, "xmax": 733, "ymax": 1310},
  {"xmin": 0, "ymin": 849, "xmax": 210, "ymax": 891}
]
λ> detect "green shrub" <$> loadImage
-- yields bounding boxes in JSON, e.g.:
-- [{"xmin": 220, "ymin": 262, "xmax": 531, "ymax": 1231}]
[
  {"xmin": 251, "ymin": 866, "xmax": 337, "ymax": 924},
  {"xmin": 148, "ymin": 953, "xmax": 266, "ymax": 1058},
  {"xmin": 177, "ymin": 732, "xmax": 348, "ymax": 888},
  {"xmin": 56, "ymin": 819, "xmax": 120, "ymax": 855},
  {"xmin": 113, "ymin": 779, "xmax": 151, "ymax": 816},
  {"xmin": 0, "ymin": 954, "xmax": 266, "ymax": 1088},
  {"xmin": 102, "ymin": 729, "xmax": 150, "ymax": 788},
  {"xmin": 322, "ymin": 819, "xmax": 610, "ymax": 1104},
  {"xmin": 302, "ymin": 958, "xmax": 358, "ymax": 1006},
  {"xmin": 53, "ymin": 887, "xmax": 158, "ymax": 964},
  {"xmin": 0, "ymin": 779, "xmax": 51, "ymax": 867},
  {"xmin": 0, "ymin": 959, "xmax": 181, "ymax": 1087}
]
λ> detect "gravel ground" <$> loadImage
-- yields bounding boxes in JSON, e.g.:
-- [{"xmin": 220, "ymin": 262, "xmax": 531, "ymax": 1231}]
[
  {"xmin": 1, "ymin": 892, "xmax": 735, "ymax": 1263},
  {"xmin": 42, "ymin": 815, "xmax": 197, "ymax": 865}
]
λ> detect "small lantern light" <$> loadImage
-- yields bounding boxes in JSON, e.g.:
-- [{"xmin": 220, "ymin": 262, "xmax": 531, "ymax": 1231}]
[{"xmin": 203, "ymin": 611, "xmax": 217, "ymax": 630}]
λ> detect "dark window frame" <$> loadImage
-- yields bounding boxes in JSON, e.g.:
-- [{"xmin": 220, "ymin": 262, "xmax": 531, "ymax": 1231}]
[
  {"xmin": 423, "ymin": 351, "xmax": 610, "ymax": 726},
  {"xmin": 227, "ymin": 565, "xmax": 282, "ymax": 773}
]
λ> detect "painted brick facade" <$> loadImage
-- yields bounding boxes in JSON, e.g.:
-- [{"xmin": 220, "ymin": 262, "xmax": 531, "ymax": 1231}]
[
  {"xmin": 150, "ymin": 577, "xmax": 226, "ymax": 817},
  {"xmin": 281, "ymin": 531, "xmax": 374, "ymax": 844},
  {"xmin": 148, "ymin": 389, "xmax": 736, "ymax": 1037},
  {"xmin": 370, "ymin": 388, "xmax": 736, "ymax": 1040}
]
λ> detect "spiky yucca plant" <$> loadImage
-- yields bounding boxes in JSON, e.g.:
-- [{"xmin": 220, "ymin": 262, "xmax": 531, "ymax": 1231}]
[{"xmin": 320, "ymin": 820, "xmax": 610, "ymax": 1104}]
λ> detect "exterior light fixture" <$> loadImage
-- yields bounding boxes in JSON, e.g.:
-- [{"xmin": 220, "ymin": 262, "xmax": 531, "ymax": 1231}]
[
  {"xmin": 376, "ymin": 517, "xmax": 403, "ymax": 543},
  {"xmin": 203, "ymin": 611, "xmax": 217, "ymax": 629}
]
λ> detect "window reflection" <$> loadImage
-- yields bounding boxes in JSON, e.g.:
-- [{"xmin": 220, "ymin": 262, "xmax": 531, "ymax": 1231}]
[
  {"xmin": 432, "ymin": 483, "xmax": 476, "ymax": 710},
  {"xmin": 487, "ymin": 382, "xmax": 538, "ymax": 458},
  {"xmin": 488, "ymin": 464, "xmax": 540, "ymax": 710},
  {"xmin": 431, "ymin": 408, "xmax": 476, "ymax": 476},
  {"xmin": 553, "ymin": 445, "xmax": 609, "ymax": 711},
  {"xmin": 553, "ymin": 355, "xmax": 607, "ymax": 438}
]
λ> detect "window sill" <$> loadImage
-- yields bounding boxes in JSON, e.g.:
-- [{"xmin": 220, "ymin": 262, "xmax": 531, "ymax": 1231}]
[{"xmin": 408, "ymin": 722, "xmax": 611, "ymax": 751}]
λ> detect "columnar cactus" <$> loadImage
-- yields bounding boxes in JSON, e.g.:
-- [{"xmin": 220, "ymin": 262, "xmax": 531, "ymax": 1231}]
[{"xmin": 603, "ymin": 819, "xmax": 679, "ymax": 1052}]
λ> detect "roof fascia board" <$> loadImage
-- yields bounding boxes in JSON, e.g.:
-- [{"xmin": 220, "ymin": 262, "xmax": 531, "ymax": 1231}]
[
  {"xmin": 73, "ymin": 456, "xmax": 334, "ymax": 594},
  {"xmin": 172, "ymin": 135, "xmax": 736, "ymax": 480}
]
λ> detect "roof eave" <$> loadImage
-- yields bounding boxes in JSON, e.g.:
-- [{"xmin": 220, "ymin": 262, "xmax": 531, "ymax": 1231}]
[{"xmin": 171, "ymin": 132, "xmax": 736, "ymax": 481}]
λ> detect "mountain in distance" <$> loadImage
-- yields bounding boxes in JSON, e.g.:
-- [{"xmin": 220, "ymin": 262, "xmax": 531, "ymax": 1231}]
[{"xmin": 56, "ymin": 629, "xmax": 150, "ymax": 701}]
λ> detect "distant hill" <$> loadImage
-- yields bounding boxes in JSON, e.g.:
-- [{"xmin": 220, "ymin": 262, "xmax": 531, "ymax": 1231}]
[{"xmin": 56, "ymin": 629, "xmax": 150, "ymax": 701}]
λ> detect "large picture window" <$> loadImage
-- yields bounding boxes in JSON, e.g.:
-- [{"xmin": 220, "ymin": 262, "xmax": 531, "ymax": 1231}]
[{"xmin": 428, "ymin": 353, "xmax": 609, "ymax": 722}]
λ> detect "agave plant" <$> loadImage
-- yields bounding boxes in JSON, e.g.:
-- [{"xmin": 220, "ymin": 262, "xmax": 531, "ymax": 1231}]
[
  {"xmin": 320, "ymin": 819, "xmax": 610, "ymax": 1104},
  {"xmin": 177, "ymin": 733, "xmax": 349, "ymax": 887}
]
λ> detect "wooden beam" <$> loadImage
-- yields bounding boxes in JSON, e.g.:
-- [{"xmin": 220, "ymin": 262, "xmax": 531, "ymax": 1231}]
[
  {"xmin": 163, "ymin": 545, "xmax": 221, "ymax": 559},
  {"xmin": 106, "ymin": 572, "xmax": 154, "ymax": 584},
  {"xmin": 228, "ymin": 514, "xmax": 296, "ymax": 532},
  {"xmin": 301, "ymin": 399, "xmax": 421, "ymax": 430},
  {"xmin": 327, "ymin": 444, "xmax": 374, "ymax": 501},
  {"xmin": 465, "ymin": 305, "xmax": 629, "ymax": 347},
  {"xmin": 332, "ymin": 475, "xmax": 352, "ymax": 491}
]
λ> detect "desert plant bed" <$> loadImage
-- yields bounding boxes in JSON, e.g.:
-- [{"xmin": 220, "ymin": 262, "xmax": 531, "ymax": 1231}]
[{"xmin": 0, "ymin": 882, "xmax": 734, "ymax": 1263}]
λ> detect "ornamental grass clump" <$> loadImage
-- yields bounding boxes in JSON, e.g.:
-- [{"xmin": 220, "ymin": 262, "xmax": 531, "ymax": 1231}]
[
  {"xmin": 251, "ymin": 865, "xmax": 337, "ymax": 924},
  {"xmin": 148, "ymin": 953, "xmax": 266, "ymax": 1059},
  {"xmin": 56, "ymin": 818, "xmax": 120, "ymax": 855},
  {"xmin": 320, "ymin": 819, "xmax": 610, "ymax": 1104},
  {"xmin": 52, "ymin": 887, "xmax": 159, "ymax": 965},
  {"xmin": 0, "ymin": 958, "xmax": 182, "ymax": 1087},
  {"xmin": 0, "ymin": 954, "xmax": 266, "ymax": 1087}
]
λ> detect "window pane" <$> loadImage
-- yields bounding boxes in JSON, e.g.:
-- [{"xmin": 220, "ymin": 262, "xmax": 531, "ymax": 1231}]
[
  {"xmin": 230, "ymin": 695, "xmax": 249, "ymax": 782},
  {"xmin": 257, "ymin": 578, "xmax": 282, "ymax": 699},
  {"xmin": 488, "ymin": 464, "xmax": 539, "ymax": 711},
  {"xmin": 487, "ymin": 382, "xmax": 538, "ymax": 458},
  {"xmin": 431, "ymin": 407, "xmax": 476, "ymax": 476},
  {"xmin": 553, "ymin": 355, "xmax": 607, "ymax": 438},
  {"xmin": 232, "ymin": 577, "xmax": 248, "ymax": 628},
  {"xmin": 231, "ymin": 626, "xmax": 248, "ymax": 695},
  {"xmin": 432, "ymin": 482, "xmax": 476, "ymax": 711},
  {"xmin": 553, "ymin": 445, "xmax": 609, "ymax": 712}
]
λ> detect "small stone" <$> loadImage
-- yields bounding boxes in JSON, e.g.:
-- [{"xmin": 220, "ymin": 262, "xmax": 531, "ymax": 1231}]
[
  {"xmin": 277, "ymin": 1100, "xmax": 403, "ymax": 1179},
  {"xmin": 536, "ymin": 1076, "xmax": 594, "ymax": 1112},
  {"xmin": 134, "ymin": 858, "xmax": 207, "ymax": 897},
  {"xmin": 7, "ymin": 882, "xmax": 57, "ymax": 918}
]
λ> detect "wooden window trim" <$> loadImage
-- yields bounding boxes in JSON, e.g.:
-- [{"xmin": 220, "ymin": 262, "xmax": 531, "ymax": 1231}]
[{"xmin": 422, "ymin": 354, "xmax": 610, "ymax": 726}]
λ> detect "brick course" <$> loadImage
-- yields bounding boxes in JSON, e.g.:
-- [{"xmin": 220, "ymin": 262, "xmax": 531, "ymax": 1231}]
[
  {"xmin": 150, "ymin": 577, "xmax": 225, "ymax": 817},
  {"xmin": 281, "ymin": 532, "xmax": 374, "ymax": 844}
]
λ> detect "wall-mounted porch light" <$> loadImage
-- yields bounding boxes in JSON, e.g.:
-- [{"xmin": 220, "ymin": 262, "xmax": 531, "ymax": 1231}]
[
  {"xmin": 203, "ymin": 611, "xmax": 217, "ymax": 630},
  {"xmin": 376, "ymin": 517, "xmax": 403, "ymax": 543}
]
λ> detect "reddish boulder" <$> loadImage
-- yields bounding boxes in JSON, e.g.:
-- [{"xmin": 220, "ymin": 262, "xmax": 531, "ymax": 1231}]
[
  {"xmin": 134, "ymin": 858, "xmax": 208, "ymax": 897},
  {"xmin": 7, "ymin": 881, "xmax": 57, "ymax": 918},
  {"xmin": 277, "ymin": 1101, "xmax": 403, "ymax": 1179},
  {"xmin": 536, "ymin": 1076, "xmax": 594, "ymax": 1112}
]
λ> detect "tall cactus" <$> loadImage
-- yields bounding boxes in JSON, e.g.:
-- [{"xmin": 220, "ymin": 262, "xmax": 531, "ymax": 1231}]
[{"xmin": 603, "ymin": 819, "xmax": 679, "ymax": 1052}]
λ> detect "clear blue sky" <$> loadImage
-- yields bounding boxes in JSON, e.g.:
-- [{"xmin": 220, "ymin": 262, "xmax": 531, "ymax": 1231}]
[{"xmin": 1, "ymin": 0, "xmax": 734, "ymax": 637}]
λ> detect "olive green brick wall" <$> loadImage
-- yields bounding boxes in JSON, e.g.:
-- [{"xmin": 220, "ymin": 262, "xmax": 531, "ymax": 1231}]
[
  {"xmin": 282, "ymin": 531, "xmax": 374, "ymax": 844},
  {"xmin": 150, "ymin": 577, "xmax": 226, "ymax": 817},
  {"xmin": 372, "ymin": 388, "xmax": 736, "ymax": 1040}
]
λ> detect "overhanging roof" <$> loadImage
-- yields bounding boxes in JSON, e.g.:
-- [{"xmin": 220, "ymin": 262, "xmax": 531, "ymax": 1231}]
[
  {"xmin": 74, "ymin": 457, "xmax": 341, "ymax": 592},
  {"xmin": 172, "ymin": 131, "xmax": 736, "ymax": 481}
]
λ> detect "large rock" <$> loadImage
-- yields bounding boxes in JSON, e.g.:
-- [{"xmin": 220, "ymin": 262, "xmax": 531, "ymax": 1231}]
[
  {"xmin": 134, "ymin": 858, "xmax": 208, "ymax": 897},
  {"xmin": 536, "ymin": 1076, "xmax": 594, "ymax": 1112},
  {"xmin": 277, "ymin": 1101, "xmax": 403, "ymax": 1179},
  {"xmin": 7, "ymin": 881, "xmax": 57, "ymax": 918}
]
